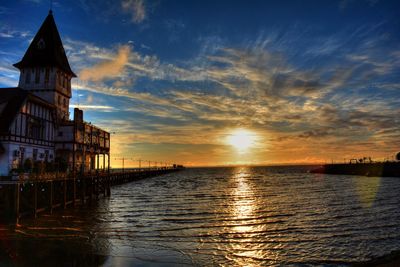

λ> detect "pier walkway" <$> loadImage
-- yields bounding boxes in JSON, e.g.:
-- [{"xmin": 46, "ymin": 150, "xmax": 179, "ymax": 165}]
[{"xmin": 0, "ymin": 168, "xmax": 182, "ymax": 224}]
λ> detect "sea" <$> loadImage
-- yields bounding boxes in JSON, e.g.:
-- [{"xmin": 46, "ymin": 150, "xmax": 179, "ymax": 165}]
[{"xmin": 1, "ymin": 166, "xmax": 400, "ymax": 266}]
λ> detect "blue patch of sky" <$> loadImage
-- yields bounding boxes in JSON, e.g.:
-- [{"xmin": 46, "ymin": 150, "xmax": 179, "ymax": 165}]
[{"xmin": 1, "ymin": 0, "xmax": 399, "ymax": 104}]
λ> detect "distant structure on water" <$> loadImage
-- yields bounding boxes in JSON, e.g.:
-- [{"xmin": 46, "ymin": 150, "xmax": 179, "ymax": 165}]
[
  {"xmin": 311, "ymin": 152, "xmax": 400, "ymax": 177},
  {"xmin": 0, "ymin": 11, "xmax": 110, "ymax": 177}
]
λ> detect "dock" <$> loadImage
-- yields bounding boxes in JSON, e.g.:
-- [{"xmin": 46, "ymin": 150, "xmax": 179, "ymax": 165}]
[
  {"xmin": 0, "ymin": 168, "xmax": 182, "ymax": 224},
  {"xmin": 310, "ymin": 162, "xmax": 400, "ymax": 177}
]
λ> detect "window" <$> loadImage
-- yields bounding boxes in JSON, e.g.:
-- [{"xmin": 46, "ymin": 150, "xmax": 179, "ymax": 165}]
[
  {"xmin": 63, "ymin": 98, "xmax": 67, "ymax": 107},
  {"xmin": 58, "ymin": 96, "xmax": 61, "ymax": 105},
  {"xmin": 27, "ymin": 117, "xmax": 44, "ymax": 139},
  {"xmin": 58, "ymin": 131, "xmax": 63, "ymax": 137},
  {"xmin": 35, "ymin": 68, "xmax": 40, "ymax": 84}
]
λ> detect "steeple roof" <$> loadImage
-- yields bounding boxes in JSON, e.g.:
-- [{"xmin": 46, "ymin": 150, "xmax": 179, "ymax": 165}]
[{"xmin": 13, "ymin": 11, "xmax": 76, "ymax": 77}]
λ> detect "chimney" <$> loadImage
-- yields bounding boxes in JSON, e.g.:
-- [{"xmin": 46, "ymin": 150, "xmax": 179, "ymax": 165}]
[{"xmin": 74, "ymin": 108, "xmax": 83, "ymax": 123}]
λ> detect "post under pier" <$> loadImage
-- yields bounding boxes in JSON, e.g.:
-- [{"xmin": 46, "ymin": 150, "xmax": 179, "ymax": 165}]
[{"xmin": 0, "ymin": 168, "xmax": 182, "ymax": 224}]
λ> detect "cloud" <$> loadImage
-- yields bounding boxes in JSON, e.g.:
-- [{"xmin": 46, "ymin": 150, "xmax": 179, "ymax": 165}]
[
  {"xmin": 79, "ymin": 45, "xmax": 131, "ymax": 82},
  {"xmin": 65, "ymin": 38, "xmax": 208, "ymax": 85},
  {"xmin": 206, "ymin": 47, "xmax": 329, "ymax": 100},
  {"xmin": 69, "ymin": 104, "xmax": 116, "ymax": 111},
  {"xmin": 0, "ymin": 60, "xmax": 20, "ymax": 87},
  {"xmin": 0, "ymin": 26, "xmax": 31, "ymax": 39},
  {"xmin": 86, "ymin": 94, "xmax": 93, "ymax": 104},
  {"xmin": 0, "ymin": 6, "xmax": 11, "ymax": 15},
  {"xmin": 59, "ymin": 30, "xmax": 400, "ymax": 164},
  {"xmin": 0, "ymin": 3, "xmax": 397, "ymax": 166},
  {"xmin": 71, "ymin": 81, "xmax": 198, "ymax": 114},
  {"xmin": 340, "ymin": 0, "xmax": 380, "ymax": 9},
  {"xmin": 121, "ymin": 0, "xmax": 146, "ymax": 23},
  {"xmin": 23, "ymin": 0, "xmax": 43, "ymax": 3}
]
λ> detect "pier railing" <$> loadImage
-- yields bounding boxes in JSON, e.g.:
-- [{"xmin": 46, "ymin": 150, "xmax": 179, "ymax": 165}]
[
  {"xmin": 6, "ymin": 166, "xmax": 178, "ymax": 181},
  {"xmin": 0, "ymin": 167, "xmax": 183, "ymax": 224}
]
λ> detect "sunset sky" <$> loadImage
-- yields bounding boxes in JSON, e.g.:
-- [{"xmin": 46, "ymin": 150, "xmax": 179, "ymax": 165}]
[{"xmin": 0, "ymin": 0, "xmax": 399, "ymax": 167}]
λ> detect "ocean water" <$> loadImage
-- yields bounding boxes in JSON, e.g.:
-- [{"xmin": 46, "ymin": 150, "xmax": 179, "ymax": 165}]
[{"xmin": 1, "ymin": 166, "xmax": 400, "ymax": 266}]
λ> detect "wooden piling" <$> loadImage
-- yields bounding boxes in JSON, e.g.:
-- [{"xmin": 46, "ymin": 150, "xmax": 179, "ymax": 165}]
[
  {"xmin": 106, "ymin": 176, "xmax": 111, "ymax": 197},
  {"xmin": 73, "ymin": 178, "xmax": 77, "ymax": 206},
  {"xmin": 89, "ymin": 176, "xmax": 93, "ymax": 203},
  {"xmin": 2, "ymin": 168, "xmax": 180, "ymax": 222},
  {"xmin": 15, "ymin": 183, "xmax": 20, "ymax": 224},
  {"xmin": 95, "ymin": 174, "xmax": 99, "ymax": 200},
  {"xmin": 63, "ymin": 179, "xmax": 67, "ymax": 209},
  {"xmin": 33, "ymin": 182, "xmax": 38, "ymax": 218},
  {"xmin": 49, "ymin": 181, "xmax": 53, "ymax": 214},
  {"xmin": 81, "ymin": 178, "xmax": 86, "ymax": 205}
]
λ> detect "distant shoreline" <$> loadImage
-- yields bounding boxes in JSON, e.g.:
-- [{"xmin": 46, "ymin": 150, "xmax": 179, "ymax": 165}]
[{"xmin": 182, "ymin": 164, "xmax": 322, "ymax": 168}]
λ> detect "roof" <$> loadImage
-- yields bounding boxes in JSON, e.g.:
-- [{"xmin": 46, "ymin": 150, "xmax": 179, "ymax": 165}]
[
  {"xmin": 13, "ymin": 11, "xmax": 76, "ymax": 77},
  {"xmin": 0, "ymin": 88, "xmax": 28, "ymax": 133},
  {"xmin": 0, "ymin": 88, "xmax": 55, "ymax": 134}
]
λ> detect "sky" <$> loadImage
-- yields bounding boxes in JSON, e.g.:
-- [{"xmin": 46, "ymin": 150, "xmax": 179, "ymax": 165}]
[{"xmin": 0, "ymin": 0, "xmax": 399, "ymax": 167}]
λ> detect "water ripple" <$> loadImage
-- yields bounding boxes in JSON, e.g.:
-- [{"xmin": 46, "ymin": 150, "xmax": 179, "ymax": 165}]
[{"xmin": 5, "ymin": 166, "xmax": 400, "ymax": 266}]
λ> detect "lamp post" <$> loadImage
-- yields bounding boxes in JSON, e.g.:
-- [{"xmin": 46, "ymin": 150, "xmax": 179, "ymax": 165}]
[{"xmin": 114, "ymin": 157, "xmax": 132, "ymax": 173}]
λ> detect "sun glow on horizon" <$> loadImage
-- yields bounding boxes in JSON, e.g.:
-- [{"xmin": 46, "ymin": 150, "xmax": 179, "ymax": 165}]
[{"xmin": 227, "ymin": 129, "xmax": 258, "ymax": 153}]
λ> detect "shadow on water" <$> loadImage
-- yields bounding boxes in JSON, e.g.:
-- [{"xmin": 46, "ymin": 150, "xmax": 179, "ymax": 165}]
[
  {"xmin": 0, "ymin": 201, "xmax": 111, "ymax": 267},
  {"xmin": 0, "ymin": 236, "xmax": 108, "ymax": 267}
]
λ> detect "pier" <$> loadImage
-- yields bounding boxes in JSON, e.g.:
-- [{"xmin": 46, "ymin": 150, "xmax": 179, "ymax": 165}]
[
  {"xmin": 0, "ymin": 167, "xmax": 182, "ymax": 224},
  {"xmin": 310, "ymin": 161, "xmax": 400, "ymax": 177}
]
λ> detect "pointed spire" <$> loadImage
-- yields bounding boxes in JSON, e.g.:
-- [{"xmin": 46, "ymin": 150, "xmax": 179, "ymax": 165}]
[
  {"xmin": 49, "ymin": 0, "xmax": 53, "ymax": 15},
  {"xmin": 13, "ymin": 12, "xmax": 76, "ymax": 77},
  {"xmin": 49, "ymin": 0, "xmax": 53, "ymax": 14}
]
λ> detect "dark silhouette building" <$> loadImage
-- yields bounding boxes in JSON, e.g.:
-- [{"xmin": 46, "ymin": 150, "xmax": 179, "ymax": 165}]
[{"xmin": 0, "ymin": 11, "xmax": 110, "ymax": 176}]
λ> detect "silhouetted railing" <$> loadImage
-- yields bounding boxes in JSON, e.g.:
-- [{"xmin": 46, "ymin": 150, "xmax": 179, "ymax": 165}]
[{"xmin": 0, "ymin": 167, "xmax": 184, "ymax": 224}]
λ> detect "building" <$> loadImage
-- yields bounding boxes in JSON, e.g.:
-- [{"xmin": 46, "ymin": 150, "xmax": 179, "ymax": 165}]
[
  {"xmin": 0, "ymin": 88, "xmax": 56, "ymax": 175},
  {"xmin": 55, "ymin": 108, "xmax": 110, "ymax": 174},
  {"xmin": 0, "ymin": 11, "xmax": 110, "ymax": 177}
]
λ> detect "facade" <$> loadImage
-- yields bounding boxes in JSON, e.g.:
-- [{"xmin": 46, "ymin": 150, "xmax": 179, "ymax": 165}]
[
  {"xmin": 0, "ymin": 88, "xmax": 56, "ymax": 175},
  {"xmin": 55, "ymin": 108, "xmax": 110, "ymax": 173},
  {"xmin": 0, "ymin": 11, "xmax": 110, "ymax": 177}
]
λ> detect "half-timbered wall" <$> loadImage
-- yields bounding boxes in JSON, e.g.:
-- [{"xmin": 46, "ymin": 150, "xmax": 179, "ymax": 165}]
[
  {"xmin": 3, "ymin": 100, "xmax": 55, "ymax": 146},
  {"xmin": 0, "ymin": 99, "xmax": 55, "ymax": 176},
  {"xmin": 18, "ymin": 67, "xmax": 72, "ymax": 120}
]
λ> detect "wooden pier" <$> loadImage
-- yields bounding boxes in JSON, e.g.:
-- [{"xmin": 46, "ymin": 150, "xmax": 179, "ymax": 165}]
[{"xmin": 0, "ymin": 168, "xmax": 181, "ymax": 224}]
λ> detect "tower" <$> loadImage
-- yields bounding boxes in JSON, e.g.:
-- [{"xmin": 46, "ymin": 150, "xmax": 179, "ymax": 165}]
[{"xmin": 13, "ymin": 10, "xmax": 76, "ymax": 120}]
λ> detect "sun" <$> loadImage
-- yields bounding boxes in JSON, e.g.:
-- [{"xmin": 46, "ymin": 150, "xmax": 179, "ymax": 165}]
[{"xmin": 227, "ymin": 129, "xmax": 257, "ymax": 152}]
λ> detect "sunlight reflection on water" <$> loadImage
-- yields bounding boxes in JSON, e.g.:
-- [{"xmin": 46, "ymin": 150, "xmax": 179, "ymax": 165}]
[{"xmin": 2, "ymin": 166, "xmax": 400, "ymax": 266}]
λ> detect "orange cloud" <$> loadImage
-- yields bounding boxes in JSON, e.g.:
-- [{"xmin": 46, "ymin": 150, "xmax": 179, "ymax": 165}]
[{"xmin": 79, "ymin": 46, "xmax": 131, "ymax": 82}]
